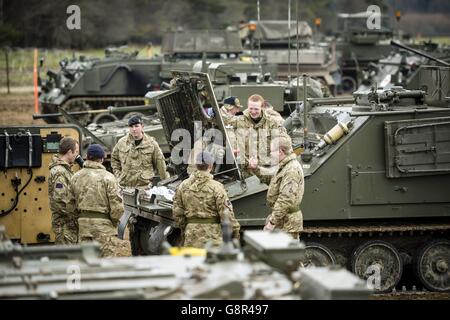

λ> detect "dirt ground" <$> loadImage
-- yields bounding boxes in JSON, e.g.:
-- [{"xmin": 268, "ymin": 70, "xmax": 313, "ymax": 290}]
[{"xmin": 0, "ymin": 92, "xmax": 46, "ymax": 125}]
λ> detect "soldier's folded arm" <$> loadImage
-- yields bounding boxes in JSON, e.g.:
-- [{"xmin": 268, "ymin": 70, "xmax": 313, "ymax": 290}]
[
  {"xmin": 152, "ymin": 140, "xmax": 170, "ymax": 180},
  {"xmin": 270, "ymin": 175, "xmax": 300, "ymax": 227},
  {"xmin": 106, "ymin": 177, "xmax": 124, "ymax": 227},
  {"xmin": 110, "ymin": 144, "xmax": 122, "ymax": 179},
  {"xmin": 216, "ymin": 188, "xmax": 240, "ymax": 239},
  {"xmin": 172, "ymin": 188, "xmax": 186, "ymax": 230}
]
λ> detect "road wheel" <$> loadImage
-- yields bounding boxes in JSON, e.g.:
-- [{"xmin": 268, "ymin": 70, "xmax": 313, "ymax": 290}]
[
  {"xmin": 415, "ymin": 239, "xmax": 450, "ymax": 292},
  {"xmin": 351, "ymin": 240, "xmax": 403, "ymax": 293},
  {"xmin": 302, "ymin": 242, "xmax": 336, "ymax": 267}
]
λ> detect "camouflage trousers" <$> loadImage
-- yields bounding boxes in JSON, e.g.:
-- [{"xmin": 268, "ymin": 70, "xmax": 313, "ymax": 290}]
[
  {"xmin": 78, "ymin": 217, "xmax": 131, "ymax": 258},
  {"xmin": 183, "ymin": 223, "xmax": 223, "ymax": 248},
  {"xmin": 53, "ymin": 221, "xmax": 78, "ymax": 245}
]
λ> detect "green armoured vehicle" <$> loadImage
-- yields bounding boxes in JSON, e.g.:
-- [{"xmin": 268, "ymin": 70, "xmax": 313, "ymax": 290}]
[
  {"xmin": 335, "ymin": 11, "xmax": 396, "ymax": 93},
  {"xmin": 120, "ymin": 68, "xmax": 450, "ymax": 294},
  {"xmin": 207, "ymin": 62, "xmax": 326, "ymax": 114},
  {"xmin": 39, "ymin": 47, "xmax": 163, "ymax": 126},
  {"xmin": 239, "ymin": 20, "xmax": 339, "ymax": 90},
  {"xmin": 160, "ymin": 29, "xmax": 277, "ymax": 83},
  {"xmin": 358, "ymin": 41, "xmax": 450, "ymax": 92}
]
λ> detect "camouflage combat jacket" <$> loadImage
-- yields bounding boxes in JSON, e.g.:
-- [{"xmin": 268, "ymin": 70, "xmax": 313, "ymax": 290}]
[
  {"xmin": 172, "ymin": 170, "xmax": 240, "ymax": 248},
  {"xmin": 230, "ymin": 109, "xmax": 287, "ymax": 166},
  {"xmin": 111, "ymin": 133, "xmax": 169, "ymax": 187},
  {"xmin": 219, "ymin": 106, "xmax": 235, "ymax": 126},
  {"xmin": 48, "ymin": 155, "xmax": 78, "ymax": 243},
  {"xmin": 264, "ymin": 107, "xmax": 284, "ymax": 127},
  {"xmin": 258, "ymin": 153, "xmax": 304, "ymax": 233},
  {"xmin": 70, "ymin": 160, "xmax": 123, "ymax": 228}
]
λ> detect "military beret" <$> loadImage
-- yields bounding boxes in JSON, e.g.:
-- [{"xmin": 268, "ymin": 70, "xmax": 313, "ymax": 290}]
[
  {"xmin": 128, "ymin": 115, "xmax": 143, "ymax": 126},
  {"xmin": 87, "ymin": 144, "xmax": 105, "ymax": 160},
  {"xmin": 223, "ymin": 96, "xmax": 242, "ymax": 110},
  {"xmin": 196, "ymin": 150, "xmax": 215, "ymax": 166}
]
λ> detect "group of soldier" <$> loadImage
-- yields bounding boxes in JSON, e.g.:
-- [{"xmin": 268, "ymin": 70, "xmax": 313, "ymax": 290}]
[{"xmin": 48, "ymin": 93, "xmax": 304, "ymax": 257}]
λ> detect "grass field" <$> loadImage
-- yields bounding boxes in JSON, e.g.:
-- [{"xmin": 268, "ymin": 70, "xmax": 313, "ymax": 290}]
[
  {"xmin": 428, "ymin": 36, "xmax": 450, "ymax": 45},
  {"xmin": 0, "ymin": 45, "xmax": 161, "ymax": 88}
]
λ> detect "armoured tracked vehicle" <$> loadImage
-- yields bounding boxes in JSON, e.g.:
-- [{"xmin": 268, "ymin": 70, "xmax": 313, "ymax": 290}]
[
  {"xmin": 39, "ymin": 47, "xmax": 162, "ymax": 126},
  {"xmin": 335, "ymin": 11, "xmax": 449, "ymax": 93},
  {"xmin": 160, "ymin": 29, "xmax": 277, "ymax": 82},
  {"xmin": 335, "ymin": 11, "xmax": 395, "ymax": 93},
  {"xmin": 358, "ymin": 41, "xmax": 450, "ymax": 91},
  {"xmin": 120, "ymin": 68, "xmax": 450, "ymax": 293},
  {"xmin": 0, "ymin": 225, "xmax": 370, "ymax": 300},
  {"xmin": 239, "ymin": 20, "xmax": 339, "ymax": 90}
]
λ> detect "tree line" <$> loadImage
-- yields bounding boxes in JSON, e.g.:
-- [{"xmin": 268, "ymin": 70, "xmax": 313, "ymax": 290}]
[{"xmin": 0, "ymin": 0, "xmax": 449, "ymax": 49}]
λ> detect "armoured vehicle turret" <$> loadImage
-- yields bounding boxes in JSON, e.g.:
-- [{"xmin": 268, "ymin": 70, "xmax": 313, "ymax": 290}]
[
  {"xmin": 0, "ymin": 225, "xmax": 370, "ymax": 300},
  {"xmin": 358, "ymin": 40, "xmax": 450, "ymax": 92},
  {"xmin": 208, "ymin": 62, "xmax": 326, "ymax": 114},
  {"xmin": 39, "ymin": 47, "xmax": 163, "ymax": 126},
  {"xmin": 120, "ymin": 68, "xmax": 450, "ymax": 294},
  {"xmin": 334, "ymin": 11, "xmax": 448, "ymax": 94},
  {"xmin": 239, "ymin": 20, "xmax": 339, "ymax": 91},
  {"xmin": 335, "ymin": 11, "xmax": 395, "ymax": 93},
  {"xmin": 160, "ymin": 29, "xmax": 277, "ymax": 82}
]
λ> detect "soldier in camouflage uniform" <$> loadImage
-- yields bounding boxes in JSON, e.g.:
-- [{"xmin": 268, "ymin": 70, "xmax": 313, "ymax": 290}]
[
  {"xmin": 263, "ymin": 100, "xmax": 284, "ymax": 127},
  {"xmin": 71, "ymin": 144, "xmax": 131, "ymax": 257},
  {"xmin": 219, "ymin": 96, "xmax": 243, "ymax": 157},
  {"xmin": 229, "ymin": 94, "xmax": 287, "ymax": 172},
  {"xmin": 219, "ymin": 96, "xmax": 243, "ymax": 125},
  {"xmin": 48, "ymin": 137, "xmax": 80, "ymax": 244},
  {"xmin": 111, "ymin": 115, "xmax": 169, "ymax": 187},
  {"xmin": 173, "ymin": 151, "xmax": 240, "ymax": 248},
  {"xmin": 248, "ymin": 135, "xmax": 304, "ymax": 239}
]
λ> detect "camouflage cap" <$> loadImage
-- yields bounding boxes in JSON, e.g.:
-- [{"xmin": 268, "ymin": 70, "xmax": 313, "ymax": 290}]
[{"xmin": 223, "ymin": 96, "xmax": 242, "ymax": 110}]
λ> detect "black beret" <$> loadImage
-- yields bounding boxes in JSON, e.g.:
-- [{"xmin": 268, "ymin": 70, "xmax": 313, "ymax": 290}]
[
  {"xmin": 87, "ymin": 144, "xmax": 105, "ymax": 160},
  {"xmin": 128, "ymin": 115, "xmax": 143, "ymax": 126},
  {"xmin": 223, "ymin": 96, "xmax": 242, "ymax": 108}
]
